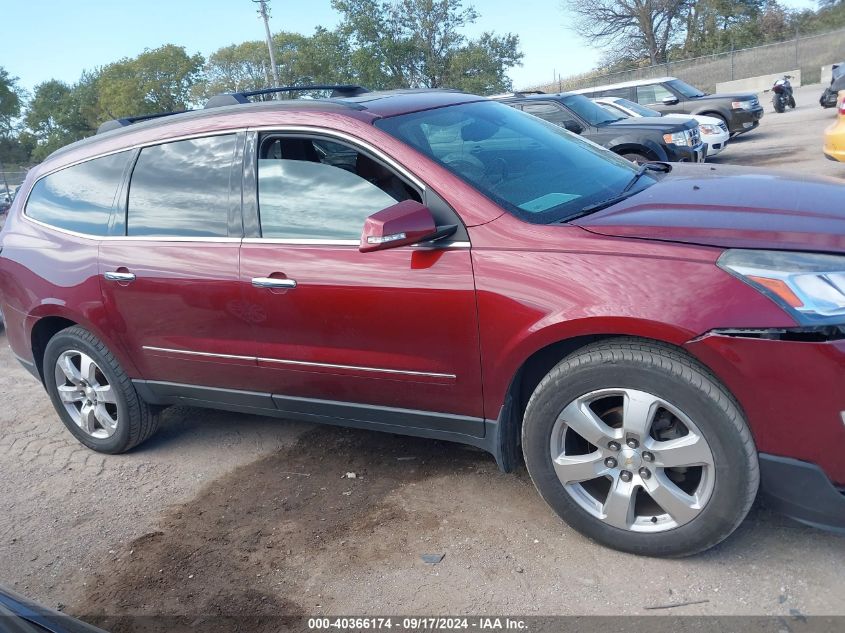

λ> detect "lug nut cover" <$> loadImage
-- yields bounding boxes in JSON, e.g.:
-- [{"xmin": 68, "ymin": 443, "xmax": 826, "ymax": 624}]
[
  {"xmin": 604, "ymin": 457, "xmax": 617, "ymax": 468},
  {"xmin": 620, "ymin": 470, "xmax": 632, "ymax": 482},
  {"xmin": 642, "ymin": 451, "xmax": 654, "ymax": 462},
  {"xmin": 608, "ymin": 441, "xmax": 620, "ymax": 451},
  {"xmin": 626, "ymin": 438, "xmax": 639, "ymax": 449},
  {"xmin": 639, "ymin": 467, "xmax": 651, "ymax": 479}
]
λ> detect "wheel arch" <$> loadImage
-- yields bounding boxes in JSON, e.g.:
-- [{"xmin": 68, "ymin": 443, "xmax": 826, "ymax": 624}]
[
  {"xmin": 492, "ymin": 321, "xmax": 705, "ymax": 473},
  {"xmin": 26, "ymin": 305, "xmax": 140, "ymax": 384},
  {"xmin": 609, "ymin": 142, "xmax": 664, "ymax": 162}
]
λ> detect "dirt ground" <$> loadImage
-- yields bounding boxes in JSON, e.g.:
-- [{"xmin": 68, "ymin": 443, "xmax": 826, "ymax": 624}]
[{"xmin": 1, "ymin": 84, "xmax": 844, "ymax": 629}]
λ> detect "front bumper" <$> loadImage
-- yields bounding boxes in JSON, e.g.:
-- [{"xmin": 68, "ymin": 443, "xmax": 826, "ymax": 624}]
[
  {"xmin": 759, "ymin": 454, "xmax": 845, "ymax": 532},
  {"xmin": 667, "ymin": 142, "xmax": 706, "ymax": 163},
  {"xmin": 729, "ymin": 107, "xmax": 764, "ymax": 135},
  {"xmin": 685, "ymin": 334, "xmax": 845, "ymax": 486}
]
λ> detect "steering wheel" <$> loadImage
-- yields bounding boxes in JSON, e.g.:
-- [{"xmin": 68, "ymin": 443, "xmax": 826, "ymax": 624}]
[{"xmin": 441, "ymin": 153, "xmax": 486, "ymax": 183}]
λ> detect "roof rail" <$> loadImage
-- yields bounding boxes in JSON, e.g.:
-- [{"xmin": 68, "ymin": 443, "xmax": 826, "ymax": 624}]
[
  {"xmin": 96, "ymin": 110, "xmax": 189, "ymax": 135},
  {"xmin": 204, "ymin": 84, "xmax": 370, "ymax": 109},
  {"xmin": 488, "ymin": 90, "xmax": 546, "ymax": 100}
]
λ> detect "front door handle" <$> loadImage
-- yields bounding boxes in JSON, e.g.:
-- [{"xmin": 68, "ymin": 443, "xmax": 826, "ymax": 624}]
[
  {"xmin": 104, "ymin": 271, "xmax": 136, "ymax": 283},
  {"xmin": 252, "ymin": 277, "xmax": 297, "ymax": 289}
]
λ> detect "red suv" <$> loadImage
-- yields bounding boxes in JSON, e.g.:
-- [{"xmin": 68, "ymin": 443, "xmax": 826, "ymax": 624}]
[{"xmin": 1, "ymin": 87, "xmax": 844, "ymax": 557}]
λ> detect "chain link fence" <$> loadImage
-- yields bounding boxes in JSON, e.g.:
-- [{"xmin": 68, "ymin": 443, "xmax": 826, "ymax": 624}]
[{"xmin": 526, "ymin": 27, "xmax": 845, "ymax": 94}]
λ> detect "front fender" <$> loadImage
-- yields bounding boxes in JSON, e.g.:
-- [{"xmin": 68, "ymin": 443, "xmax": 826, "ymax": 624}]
[{"xmin": 607, "ymin": 135, "xmax": 669, "ymax": 161}]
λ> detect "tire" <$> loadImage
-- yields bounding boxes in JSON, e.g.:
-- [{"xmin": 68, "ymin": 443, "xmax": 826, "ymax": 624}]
[
  {"xmin": 43, "ymin": 326, "xmax": 159, "ymax": 454},
  {"xmin": 521, "ymin": 338, "xmax": 758, "ymax": 557},
  {"xmin": 773, "ymin": 97, "xmax": 784, "ymax": 113},
  {"xmin": 620, "ymin": 152, "xmax": 651, "ymax": 164}
]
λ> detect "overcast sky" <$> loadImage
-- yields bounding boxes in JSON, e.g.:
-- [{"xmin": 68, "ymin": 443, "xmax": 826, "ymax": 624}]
[{"xmin": 4, "ymin": 0, "xmax": 820, "ymax": 93}]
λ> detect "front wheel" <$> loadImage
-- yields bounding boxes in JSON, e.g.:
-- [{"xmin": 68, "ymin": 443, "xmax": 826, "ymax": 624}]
[
  {"xmin": 43, "ymin": 326, "xmax": 160, "ymax": 453},
  {"xmin": 773, "ymin": 97, "xmax": 785, "ymax": 113},
  {"xmin": 620, "ymin": 152, "xmax": 651, "ymax": 164},
  {"xmin": 522, "ymin": 338, "xmax": 758, "ymax": 557}
]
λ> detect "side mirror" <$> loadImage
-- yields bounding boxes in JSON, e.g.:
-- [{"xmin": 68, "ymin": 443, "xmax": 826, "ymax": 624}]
[
  {"xmin": 359, "ymin": 200, "xmax": 456, "ymax": 253},
  {"xmin": 562, "ymin": 120, "xmax": 584, "ymax": 134},
  {"xmin": 662, "ymin": 96, "xmax": 680, "ymax": 105}
]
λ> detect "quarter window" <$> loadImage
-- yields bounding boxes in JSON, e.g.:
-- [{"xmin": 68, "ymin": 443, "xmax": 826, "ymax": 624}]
[
  {"xmin": 25, "ymin": 151, "xmax": 133, "ymax": 236},
  {"xmin": 257, "ymin": 136, "xmax": 420, "ymax": 240},
  {"xmin": 127, "ymin": 135, "xmax": 237, "ymax": 237}
]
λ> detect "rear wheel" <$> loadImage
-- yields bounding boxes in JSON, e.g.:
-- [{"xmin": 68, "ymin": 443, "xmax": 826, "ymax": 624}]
[
  {"xmin": 522, "ymin": 338, "xmax": 758, "ymax": 557},
  {"xmin": 44, "ymin": 326, "xmax": 159, "ymax": 453}
]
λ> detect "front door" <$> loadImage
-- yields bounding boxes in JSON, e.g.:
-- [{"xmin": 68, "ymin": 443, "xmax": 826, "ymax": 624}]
[
  {"xmin": 100, "ymin": 133, "xmax": 262, "ymax": 392},
  {"xmin": 238, "ymin": 132, "xmax": 484, "ymax": 433}
]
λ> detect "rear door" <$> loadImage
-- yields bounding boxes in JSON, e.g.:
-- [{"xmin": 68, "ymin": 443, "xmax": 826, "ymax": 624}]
[
  {"xmin": 238, "ymin": 131, "xmax": 484, "ymax": 431},
  {"xmin": 99, "ymin": 133, "xmax": 262, "ymax": 392}
]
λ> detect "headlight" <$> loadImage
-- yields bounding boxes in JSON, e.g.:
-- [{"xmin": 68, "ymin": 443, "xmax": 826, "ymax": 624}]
[
  {"xmin": 718, "ymin": 249, "xmax": 845, "ymax": 324},
  {"xmin": 663, "ymin": 131, "xmax": 690, "ymax": 146},
  {"xmin": 731, "ymin": 100, "xmax": 753, "ymax": 110},
  {"xmin": 698, "ymin": 124, "xmax": 718, "ymax": 135}
]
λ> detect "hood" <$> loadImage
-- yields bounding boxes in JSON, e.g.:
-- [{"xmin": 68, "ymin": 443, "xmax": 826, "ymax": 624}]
[
  {"xmin": 602, "ymin": 116, "xmax": 693, "ymax": 133},
  {"xmin": 691, "ymin": 92, "xmax": 758, "ymax": 103},
  {"xmin": 664, "ymin": 113, "xmax": 722, "ymax": 126},
  {"xmin": 573, "ymin": 163, "xmax": 845, "ymax": 254}
]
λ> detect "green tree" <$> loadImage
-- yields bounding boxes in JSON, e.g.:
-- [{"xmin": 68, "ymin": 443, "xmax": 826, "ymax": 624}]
[
  {"xmin": 0, "ymin": 67, "xmax": 25, "ymax": 138},
  {"xmin": 97, "ymin": 44, "xmax": 204, "ymax": 118},
  {"xmin": 333, "ymin": 0, "xmax": 521, "ymax": 92},
  {"xmin": 25, "ymin": 79, "xmax": 95, "ymax": 161}
]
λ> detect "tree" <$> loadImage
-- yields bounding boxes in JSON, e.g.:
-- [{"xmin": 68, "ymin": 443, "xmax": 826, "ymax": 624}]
[
  {"xmin": 0, "ymin": 67, "xmax": 25, "ymax": 138},
  {"xmin": 564, "ymin": 0, "xmax": 687, "ymax": 66},
  {"xmin": 96, "ymin": 44, "xmax": 204, "ymax": 118},
  {"xmin": 25, "ymin": 80, "xmax": 94, "ymax": 161},
  {"xmin": 333, "ymin": 0, "xmax": 522, "ymax": 92}
]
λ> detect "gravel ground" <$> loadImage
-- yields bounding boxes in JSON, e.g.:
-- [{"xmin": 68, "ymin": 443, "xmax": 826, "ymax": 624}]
[{"xmin": 0, "ymin": 84, "xmax": 844, "ymax": 627}]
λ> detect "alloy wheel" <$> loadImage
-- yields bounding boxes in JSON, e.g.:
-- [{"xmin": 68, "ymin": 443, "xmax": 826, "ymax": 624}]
[
  {"xmin": 549, "ymin": 388, "xmax": 715, "ymax": 533},
  {"xmin": 53, "ymin": 350, "xmax": 119, "ymax": 439}
]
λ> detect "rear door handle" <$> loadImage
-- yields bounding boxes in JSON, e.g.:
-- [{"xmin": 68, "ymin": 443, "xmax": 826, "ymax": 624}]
[
  {"xmin": 104, "ymin": 271, "xmax": 136, "ymax": 283},
  {"xmin": 252, "ymin": 277, "xmax": 297, "ymax": 289}
]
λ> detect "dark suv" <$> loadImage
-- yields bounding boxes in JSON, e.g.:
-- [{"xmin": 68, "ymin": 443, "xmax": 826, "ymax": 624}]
[
  {"xmin": 573, "ymin": 76, "xmax": 764, "ymax": 137},
  {"xmin": 494, "ymin": 91, "xmax": 705, "ymax": 163},
  {"xmin": 1, "ymin": 86, "xmax": 844, "ymax": 558}
]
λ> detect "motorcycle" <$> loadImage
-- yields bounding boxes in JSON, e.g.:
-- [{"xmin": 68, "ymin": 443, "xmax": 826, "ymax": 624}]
[
  {"xmin": 772, "ymin": 75, "xmax": 796, "ymax": 113},
  {"xmin": 820, "ymin": 62, "xmax": 844, "ymax": 108}
]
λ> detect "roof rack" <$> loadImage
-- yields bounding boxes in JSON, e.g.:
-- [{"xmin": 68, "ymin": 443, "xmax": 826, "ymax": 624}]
[
  {"xmin": 96, "ymin": 110, "xmax": 189, "ymax": 135},
  {"xmin": 204, "ymin": 84, "xmax": 370, "ymax": 109},
  {"xmin": 488, "ymin": 90, "xmax": 546, "ymax": 100}
]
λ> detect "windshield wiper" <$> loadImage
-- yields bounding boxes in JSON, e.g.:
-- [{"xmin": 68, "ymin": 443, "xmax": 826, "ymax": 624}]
[{"xmin": 559, "ymin": 162, "xmax": 672, "ymax": 223}]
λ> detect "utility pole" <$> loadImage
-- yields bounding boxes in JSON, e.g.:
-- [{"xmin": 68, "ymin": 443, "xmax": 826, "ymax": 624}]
[{"xmin": 253, "ymin": 0, "xmax": 281, "ymax": 90}]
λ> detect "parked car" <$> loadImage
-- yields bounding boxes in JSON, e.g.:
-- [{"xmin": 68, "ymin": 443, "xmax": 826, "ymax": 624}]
[
  {"xmin": 821, "ymin": 63, "xmax": 845, "ymax": 108},
  {"xmin": 492, "ymin": 91, "xmax": 705, "ymax": 163},
  {"xmin": 2, "ymin": 86, "xmax": 844, "ymax": 558},
  {"xmin": 592, "ymin": 96, "xmax": 730, "ymax": 157},
  {"xmin": 0, "ymin": 585, "xmax": 107, "ymax": 633},
  {"xmin": 824, "ymin": 91, "xmax": 845, "ymax": 162},
  {"xmin": 573, "ymin": 76, "xmax": 764, "ymax": 137}
]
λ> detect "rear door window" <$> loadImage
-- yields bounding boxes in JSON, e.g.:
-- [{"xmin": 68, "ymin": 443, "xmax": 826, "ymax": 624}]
[
  {"xmin": 636, "ymin": 83, "xmax": 676, "ymax": 105},
  {"xmin": 127, "ymin": 134, "xmax": 238, "ymax": 237},
  {"xmin": 521, "ymin": 101, "xmax": 581, "ymax": 128},
  {"xmin": 25, "ymin": 151, "xmax": 133, "ymax": 236}
]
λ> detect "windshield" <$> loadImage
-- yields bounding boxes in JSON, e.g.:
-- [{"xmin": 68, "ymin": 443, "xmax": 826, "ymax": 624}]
[
  {"xmin": 560, "ymin": 94, "xmax": 622, "ymax": 125},
  {"xmin": 667, "ymin": 79, "xmax": 705, "ymax": 98},
  {"xmin": 375, "ymin": 100, "xmax": 654, "ymax": 224},
  {"xmin": 613, "ymin": 98, "xmax": 662, "ymax": 118}
]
